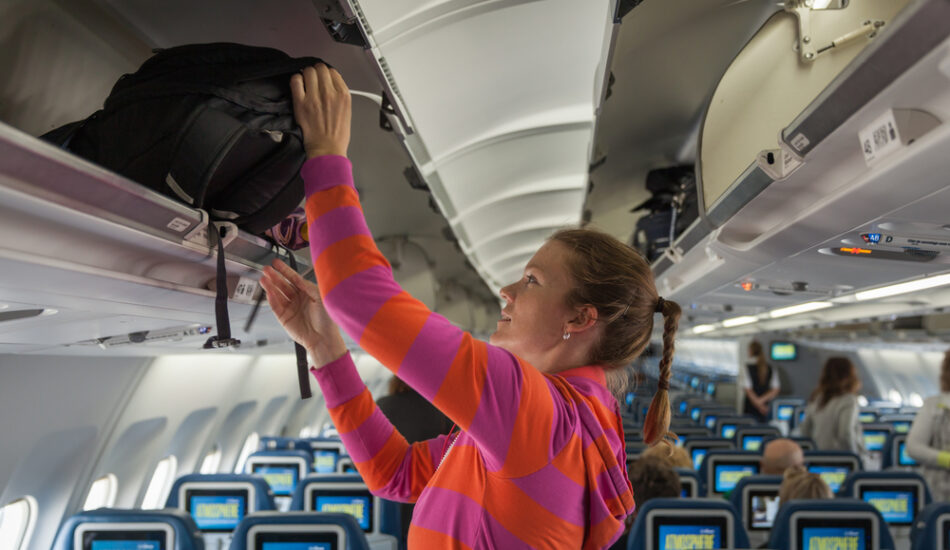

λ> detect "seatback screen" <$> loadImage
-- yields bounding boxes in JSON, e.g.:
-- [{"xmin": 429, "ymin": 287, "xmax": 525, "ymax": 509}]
[
  {"xmin": 255, "ymin": 532, "xmax": 339, "ymax": 550},
  {"xmin": 651, "ymin": 516, "xmax": 728, "ymax": 550},
  {"xmin": 747, "ymin": 490, "xmax": 780, "ymax": 530},
  {"xmin": 252, "ymin": 464, "xmax": 299, "ymax": 496},
  {"xmin": 863, "ymin": 430, "xmax": 887, "ymax": 452},
  {"xmin": 859, "ymin": 412, "xmax": 877, "ymax": 424},
  {"xmin": 313, "ymin": 490, "xmax": 374, "ymax": 532},
  {"xmin": 770, "ymin": 342, "xmax": 797, "ymax": 361},
  {"xmin": 777, "ymin": 405, "xmax": 794, "ymax": 421},
  {"xmin": 898, "ymin": 441, "xmax": 917, "ymax": 466},
  {"xmin": 807, "ymin": 465, "xmax": 851, "ymax": 493},
  {"xmin": 742, "ymin": 435, "xmax": 764, "ymax": 452},
  {"xmin": 691, "ymin": 449, "xmax": 707, "ymax": 470},
  {"xmin": 799, "ymin": 527, "xmax": 867, "ymax": 550},
  {"xmin": 83, "ymin": 531, "xmax": 166, "ymax": 550},
  {"xmin": 720, "ymin": 424, "xmax": 737, "ymax": 439},
  {"xmin": 313, "ymin": 449, "xmax": 339, "ymax": 474},
  {"xmin": 186, "ymin": 490, "xmax": 247, "ymax": 532},
  {"xmin": 892, "ymin": 421, "xmax": 911, "ymax": 434},
  {"xmin": 713, "ymin": 462, "xmax": 758, "ymax": 493},
  {"xmin": 860, "ymin": 488, "xmax": 916, "ymax": 525}
]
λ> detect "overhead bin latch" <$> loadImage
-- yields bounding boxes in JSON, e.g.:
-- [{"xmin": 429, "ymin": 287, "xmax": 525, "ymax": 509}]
[{"xmin": 785, "ymin": 0, "xmax": 885, "ymax": 63}]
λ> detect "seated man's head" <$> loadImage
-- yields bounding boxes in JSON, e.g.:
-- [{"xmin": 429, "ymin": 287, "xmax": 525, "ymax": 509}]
[
  {"xmin": 628, "ymin": 456, "xmax": 682, "ymax": 515},
  {"xmin": 778, "ymin": 465, "xmax": 833, "ymax": 502},
  {"xmin": 761, "ymin": 438, "xmax": 804, "ymax": 476}
]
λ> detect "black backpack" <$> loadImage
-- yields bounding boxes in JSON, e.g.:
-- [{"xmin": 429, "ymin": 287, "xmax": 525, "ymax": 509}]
[
  {"xmin": 42, "ymin": 42, "xmax": 322, "ymax": 234},
  {"xmin": 42, "ymin": 43, "xmax": 324, "ymax": 397}
]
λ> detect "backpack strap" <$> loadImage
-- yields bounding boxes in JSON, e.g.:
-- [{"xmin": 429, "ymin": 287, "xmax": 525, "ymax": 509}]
[
  {"xmin": 165, "ymin": 104, "xmax": 247, "ymax": 207},
  {"xmin": 284, "ymin": 250, "xmax": 313, "ymax": 400},
  {"xmin": 203, "ymin": 223, "xmax": 241, "ymax": 349}
]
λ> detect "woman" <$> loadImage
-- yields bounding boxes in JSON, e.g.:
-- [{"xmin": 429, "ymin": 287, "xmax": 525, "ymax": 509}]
[
  {"xmin": 778, "ymin": 465, "xmax": 833, "ymax": 502},
  {"xmin": 260, "ymin": 64, "xmax": 681, "ymax": 548},
  {"xmin": 906, "ymin": 350, "xmax": 950, "ymax": 501},
  {"xmin": 742, "ymin": 341, "xmax": 780, "ymax": 422},
  {"xmin": 799, "ymin": 357, "xmax": 867, "ymax": 459}
]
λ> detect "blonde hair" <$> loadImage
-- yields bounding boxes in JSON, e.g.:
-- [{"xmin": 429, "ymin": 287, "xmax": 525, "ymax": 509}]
[
  {"xmin": 641, "ymin": 443, "xmax": 692, "ymax": 469},
  {"xmin": 550, "ymin": 229, "xmax": 681, "ymax": 447},
  {"xmin": 778, "ymin": 465, "xmax": 833, "ymax": 502}
]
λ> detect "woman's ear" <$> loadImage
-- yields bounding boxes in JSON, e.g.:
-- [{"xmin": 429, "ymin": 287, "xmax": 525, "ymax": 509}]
[{"xmin": 567, "ymin": 304, "xmax": 598, "ymax": 334}]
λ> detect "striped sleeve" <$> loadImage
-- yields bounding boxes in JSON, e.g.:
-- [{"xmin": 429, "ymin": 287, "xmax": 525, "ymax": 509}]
[
  {"xmin": 303, "ymin": 156, "xmax": 569, "ymax": 476},
  {"xmin": 311, "ymin": 354, "xmax": 444, "ymax": 502}
]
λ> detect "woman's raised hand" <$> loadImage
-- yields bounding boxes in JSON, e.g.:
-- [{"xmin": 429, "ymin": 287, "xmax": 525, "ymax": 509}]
[
  {"xmin": 290, "ymin": 63, "xmax": 352, "ymax": 159},
  {"xmin": 260, "ymin": 259, "xmax": 348, "ymax": 367}
]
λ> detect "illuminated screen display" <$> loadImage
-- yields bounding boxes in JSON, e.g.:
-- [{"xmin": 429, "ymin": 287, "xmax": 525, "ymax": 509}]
[
  {"xmin": 314, "ymin": 493, "xmax": 373, "ymax": 532},
  {"xmin": 691, "ymin": 449, "xmax": 707, "ymax": 470},
  {"xmin": 313, "ymin": 449, "xmax": 339, "ymax": 474},
  {"xmin": 187, "ymin": 492, "xmax": 246, "ymax": 531},
  {"xmin": 704, "ymin": 416, "xmax": 718, "ymax": 430},
  {"xmin": 720, "ymin": 424, "xmax": 737, "ymax": 439},
  {"xmin": 679, "ymin": 401, "xmax": 689, "ymax": 414},
  {"xmin": 691, "ymin": 377, "xmax": 700, "ymax": 389},
  {"xmin": 861, "ymin": 489, "xmax": 916, "ymax": 525},
  {"xmin": 626, "ymin": 393, "xmax": 635, "ymax": 405},
  {"xmin": 807, "ymin": 465, "xmax": 850, "ymax": 493},
  {"xmin": 898, "ymin": 442, "xmax": 917, "ymax": 466},
  {"xmin": 770, "ymin": 342, "xmax": 797, "ymax": 361},
  {"xmin": 255, "ymin": 533, "xmax": 339, "ymax": 550},
  {"xmin": 799, "ymin": 527, "xmax": 867, "ymax": 550},
  {"xmin": 892, "ymin": 422, "xmax": 911, "ymax": 434},
  {"xmin": 656, "ymin": 524, "xmax": 723, "ymax": 550},
  {"xmin": 859, "ymin": 413, "xmax": 877, "ymax": 424},
  {"xmin": 863, "ymin": 431, "xmax": 888, "ymax": 452},
  {"xmin": 690, "ymin": 407, "xmax": 702, "ymax": 421},
  {"xmin": 743, "ymin": 436, "xmax": 764, "ymax": 452},
  {"xmin": 714, "ymin": 463, "xmax": 758, "ymax": 493},
  {"xmin": 91, "ymin": 542, "xmax": 161, "ymax": 550},
  {"xmin": 253, "ymin": 464, "xmax": 299, "ymax": 496},
  {"xmin": 798, "ymin": 410, "xmax": 807, "ymax": 425},
  {"xmin": 707, "ymin": 383, "xmax": 716, "ymax": 396},
  {"xmin": 777, "ymin": 405, "xmax": 795, "ymax": 421},
  {"xmin": 748, "ymin": 492, "xmax": 781, "ymax": 530}
]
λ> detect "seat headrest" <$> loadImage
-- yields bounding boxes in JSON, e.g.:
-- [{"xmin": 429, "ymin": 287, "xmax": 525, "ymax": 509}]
[
  {"xmin": 766, "ymin": 498, "xmax": 895, "ymax": 550},
  {"xmin": 728, "ymin": 474, "xmax": 783, "ymax": 513},
  {"xmin": 246, "ymin": 449, "xmax": 313, "ymax": 464},
  {"xmin": 628, "ymin": 497, "xmax": 750, "ymax": 550},
  {"xmin": 229, "ymin": 512, "xmax": 369, "ymax": 550},
  {"xmin": 290, "ymin": 474, "xmax": 401, "ymax": 538},
  {"xmin": 838, "ymin": 470, "xmax": 931, "ymax": 500},
  {"xmin": 698, "ymin": 449, "xmax": 761, "ymax": 494},
  {"xmin": 911, "ymin": 502, "xmax": 950, "ymax": 550},
  {"xmin": 259, "ymin": 436, "xmax": 297, "ymax": 450},
  {"xmin": 51, "ymin": 509, "xmax": 202, "ymax": 550},
  {"xmin": 165, "ymin": 473, "xmax": 276, "ymax": 511}
]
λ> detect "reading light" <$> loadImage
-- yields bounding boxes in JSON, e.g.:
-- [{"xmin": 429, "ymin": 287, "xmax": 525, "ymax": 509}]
[
  {"xmin": 769, "ymin": 301, "xmax": 833, "ymax": 319},
  {"xmin": 722, "ymin": 315, "xmax": 758, "ymax": 328},
  {"xmin": 691, "ymin": 324, "xmax": 716, "ymax": 334},
  {"xmin": 855, "ymin": 273, "xmax": 950, "ymax": 301}
]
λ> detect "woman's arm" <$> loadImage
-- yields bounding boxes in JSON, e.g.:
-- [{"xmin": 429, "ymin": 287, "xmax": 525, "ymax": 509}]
[
  {"xmin": 290, "ymin": 65, "xmax": 568, "ymax": 477},
  {"xmin": 906, "ymin": 398, "xmax": 950, "ymax": 468},
  {"xmin": 841, "ymin": 396, "xmax": 864, "ymax": 456}
]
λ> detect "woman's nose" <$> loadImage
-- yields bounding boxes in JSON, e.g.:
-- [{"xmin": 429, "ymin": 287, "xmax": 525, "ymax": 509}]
[{"xmin": 499, "ymin": 284, "xmax": 515, "ymax": 303}]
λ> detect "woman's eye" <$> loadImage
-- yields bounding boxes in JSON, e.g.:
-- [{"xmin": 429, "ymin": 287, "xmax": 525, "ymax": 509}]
[{"xmin": 525, "ymin": 275, "xmax": 538, "ymax": 285}]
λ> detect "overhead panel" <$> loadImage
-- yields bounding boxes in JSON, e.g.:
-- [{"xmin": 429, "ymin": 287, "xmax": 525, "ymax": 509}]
[{"xmin": 356, "ymin": 0, "xmax": 614, "ymax": 290}]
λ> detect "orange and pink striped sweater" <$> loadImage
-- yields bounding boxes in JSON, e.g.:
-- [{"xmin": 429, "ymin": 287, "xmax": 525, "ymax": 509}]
[{"xmin": 304, "ymin": 156, "xmax": 634, "ymax": 549}]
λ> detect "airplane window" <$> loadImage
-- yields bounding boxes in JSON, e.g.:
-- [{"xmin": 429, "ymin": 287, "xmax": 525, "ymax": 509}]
[
  {"xmin": 858, "ymin": 395, "xmax": 869, "ymax": 407},
  {"xmin": 199, "ymin": 444, "xmax": 222, "ymax": 474},
  {"xmin": 909, "ymin": 393, "xmax": 924, "ymax": 407},
  {"xmin": 141, "ymin": 455, "xmax": 177, "ymax": 509},
  {"xmin": 233, "ymin": 433, "xmax": 260, "ymax": 474},
  {"xmin": 810, "ymin": 0, "xmax": 849, "ymax": 9},
  {"xmin": 887, "ymin": 390, "xmax": 904, "ymax": 405},
  {"xmin": 83, "ymin": 474, "xmax": 118, "ymax": 510},
  {"xmin": 299, "ymin": 426, "xmax": 315, "ymax": 438},
  {"xmin": 0, "ymin": 496, "xmax": 37, "ymax": 550}
]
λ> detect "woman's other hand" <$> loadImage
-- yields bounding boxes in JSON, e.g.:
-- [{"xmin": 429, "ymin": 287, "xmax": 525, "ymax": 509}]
[
  {"xmin": 291, "ymin": 63, "xmax": 352, "ymax": 159},
  {"xmin": 260, "ymin": 259, "xmax": 348, "ymax": 367}
]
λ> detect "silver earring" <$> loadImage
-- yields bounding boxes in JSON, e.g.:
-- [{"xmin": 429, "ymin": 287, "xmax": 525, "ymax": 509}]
[{"xmin": 563, "ymin": 332, "xmax": 571, "ymax": 340}]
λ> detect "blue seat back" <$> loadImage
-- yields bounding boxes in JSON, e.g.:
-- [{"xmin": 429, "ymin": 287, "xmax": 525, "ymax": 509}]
[
  {"xmin": 804, "ymin": 450, "xmax": 863, "ymax": 494},
  {"xmin": 883, "ymin": 433, "xmax": 917, "ymax": 469},
  {"xmin": 683, "ymin": 438, "xmax": 735, "ymax": 471},
  {"xmin": 767, "ymin": 498, "xmax": 895, "ymax": 550},
  {"xmin": 728, "ymin": 475, "xmax": 783, "ymax": 534},
  {"xmin": 51, "ymin": 509, "xmax": 203, "ymax": 550},
  {"xmin": 229, "ymin": 512, "xmax": 369, "ymax": 550},
  {"xmin": 772, "ymin": 399, "xmax": 805, "ymax": 423},
  {"xmin": 699, "ymin": 450, "xmax": 761, "ymax": 497},
  {"xmin": 627, "ymin": 497, "xmax": 750, "ymax": 549},
  {"xmin": 910, "ymin": 502, "xmax": 950, "ymax": 550},
  {"xmin": 165, "ymin": 474, "xmax": 276, "ymax": 511},
  {"xmin": 674, "ymin": 468, "xmax": 703, "ymax": 498},
  {"xmin": 734, "ymin": 426, "xmax": 782, "ymax": 451},
  {"xmin": 291, "ymin": 474, "xmax": 400, "ymax": 542},
  {"xmin": 295, "ymin": 437, "xmax": 346, "ymax": 474},
  {"xmin": 838, "ymin": 471, "xmax": 931, "ymax": 526}
]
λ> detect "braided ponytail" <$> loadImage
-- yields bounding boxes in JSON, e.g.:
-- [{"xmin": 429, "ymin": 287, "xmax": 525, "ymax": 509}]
[{"xmin": 643, "ymin": 298, "xmax": 682, "ymax": 447}]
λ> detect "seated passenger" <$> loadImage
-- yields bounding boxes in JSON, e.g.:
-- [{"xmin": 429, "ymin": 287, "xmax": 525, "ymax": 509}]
[
  {"xmin": 907, "ymin": 349, "xmax": 950, "ymax": 501},
  {"xmin": 799, "ymin": 357, "xmax": 868, "ymax": 461},
  {"xmin": 608, "ymin": 456, "xmax": 683, "ymax": 550},
  {"xmin": 761, "ymin": 438, "xmax": 804, "ymax": 476},
  {"xmin": 778, "ymin": 465, "xmax": 833, "ymax": 502},
  {"xmin": 641, "ymin": 441, "xmax": 692, "ymax": 469},
  {"xmin": 261, "ymin": 64, "xmax": 684, "ymax": 549}
]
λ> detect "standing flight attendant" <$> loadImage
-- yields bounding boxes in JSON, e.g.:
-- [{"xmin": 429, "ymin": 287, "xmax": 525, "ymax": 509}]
[
  {"xmin": 742, "ymin": 341, "xmax": 781, "ymax": 423},
  {"xmin": 260, "ymin": 64, "xmax": 682, "ymax": 549}
]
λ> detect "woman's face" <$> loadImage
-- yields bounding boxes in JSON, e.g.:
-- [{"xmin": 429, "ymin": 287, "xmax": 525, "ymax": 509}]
[{"xmin": 489, "ymin": 240, "xmax": 580, "ymax": 371}]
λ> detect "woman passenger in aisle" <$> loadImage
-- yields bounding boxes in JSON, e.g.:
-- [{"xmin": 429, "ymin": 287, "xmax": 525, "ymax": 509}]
[
  {"xmin": 906, "ymin": 350, "xmax": 950, "ymax": 501},
  {"xmin": 260, "ymin": 63, "xmax": 682, "ymax": 549},
  {"xmin": 799, "ymin": 357, "xmax": 867, "ymax": 460}
]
